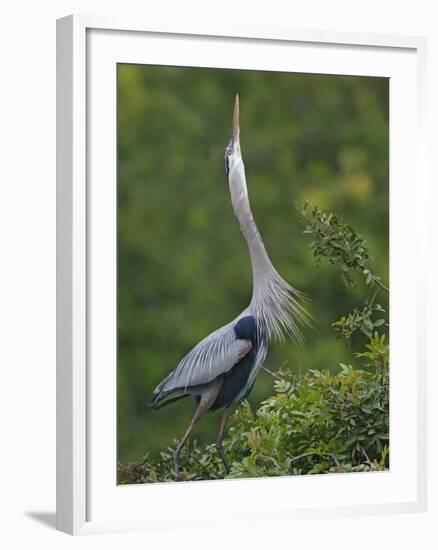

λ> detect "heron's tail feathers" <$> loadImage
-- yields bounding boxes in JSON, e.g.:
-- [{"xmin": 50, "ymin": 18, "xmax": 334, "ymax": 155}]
[
  {"xmin": 148, "ymin": 375, "xmax": 191, "ymax": 410},
  {"xmin": 148, "ymin": 391, "xmax": 190, "ymax": 411}
]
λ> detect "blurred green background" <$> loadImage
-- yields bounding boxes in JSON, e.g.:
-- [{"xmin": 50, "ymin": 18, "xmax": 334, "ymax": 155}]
[{"xmin": 117, "ymin": 64, "xmax": 389, "ymax": 465}]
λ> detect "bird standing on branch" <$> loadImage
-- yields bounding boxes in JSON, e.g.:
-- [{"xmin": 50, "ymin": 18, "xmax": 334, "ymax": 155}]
[{"xmin": 149, "ymin": 95, "xmax": 309, "ymax": 479}]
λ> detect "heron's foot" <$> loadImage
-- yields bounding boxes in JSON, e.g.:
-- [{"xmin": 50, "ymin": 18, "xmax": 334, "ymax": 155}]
[{"xmin": 216, "ymin": 442, "xmax": 231, "ymax": 474}]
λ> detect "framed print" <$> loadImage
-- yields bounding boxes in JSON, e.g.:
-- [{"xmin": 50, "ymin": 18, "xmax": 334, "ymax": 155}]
[{"xmin": 56, "ymin": 15, "xmax": 427, "ymax": 535}]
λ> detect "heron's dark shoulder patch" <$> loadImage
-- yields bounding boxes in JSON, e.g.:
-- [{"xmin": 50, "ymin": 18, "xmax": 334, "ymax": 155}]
[{"xmin": 234, "ymin": 315, "xmax": 257, "ymax": 344}]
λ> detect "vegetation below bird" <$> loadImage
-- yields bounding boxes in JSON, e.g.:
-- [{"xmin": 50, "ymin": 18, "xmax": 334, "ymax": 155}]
[
  {"xmin": 119, "ymin": 341, "xmax": 389, "ymax": 482},
  {"xmin": 118, "ymin": 202, "xmax": 389, "ymax": 483}
]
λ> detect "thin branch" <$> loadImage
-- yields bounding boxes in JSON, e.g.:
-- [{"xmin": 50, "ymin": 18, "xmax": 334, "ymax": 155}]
[
  {"xmin": 262, "ymin": 366, "xmax": 283, "ymax": 380},
  {"xmin": 361, "ymin": 446, "xmax": 371, "ymax": 465},
  {"xmin": 368, "ymin": 287, "xmax": 381, "ymax": 307},
  {"xmin": 374, "ymin": 278, "xmax": 389, "ymax": 293},
  {"xmin": 357, "ymin": 266, "xmax": 389, "ymax": 293}
]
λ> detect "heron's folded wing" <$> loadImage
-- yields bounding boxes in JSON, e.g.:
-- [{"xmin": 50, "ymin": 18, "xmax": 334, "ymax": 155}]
[{"xmin": 160, "ymin": 323, "xmax": 252, "ymax": 394}]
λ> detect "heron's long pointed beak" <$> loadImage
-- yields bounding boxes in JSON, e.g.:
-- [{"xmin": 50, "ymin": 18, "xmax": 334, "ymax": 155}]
[{"xmin": 231, "ymin": 94, "xmax": 240, "ymax": 145}]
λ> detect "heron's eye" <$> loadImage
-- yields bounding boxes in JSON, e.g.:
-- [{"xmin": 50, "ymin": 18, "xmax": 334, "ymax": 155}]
[{"xmin": 227, "ymin": 149, "xmax": 232, "ymax": 157}]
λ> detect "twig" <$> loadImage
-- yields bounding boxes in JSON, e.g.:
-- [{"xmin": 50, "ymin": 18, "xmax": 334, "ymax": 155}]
[
  {"xmin": 368, "ymin": 287, "xmax": 380, "ymax": 307},
  {"xmin": 358, "ymin": 266, "xmax": 389, "ymax": 293},
  {"xmin": 361, "ymin": 446, "xmax": 371, "ymax": 465},
  {"xmin": 262, "ymin": 366, "xmax": 283, "ymax": 380},
  {"xmin": 374, "ymin": 278, "xmax": 389, "ymax": 293}
]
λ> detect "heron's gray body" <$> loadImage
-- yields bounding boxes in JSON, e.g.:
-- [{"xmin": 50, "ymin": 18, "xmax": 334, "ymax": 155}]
[
  {"xmin": 148, "ymin": 96, "xmax": 308, "ymax": 477},
  {"xmin": 150, "ymin": 261, "xmax": 306, "ymax": 410},
  {"xmin": 150, "ymin": 310, "xmax": 268, "ymax": 410},
  {"xmin": 150, "ymin": 208, "xmax": 307, "ymax": 410}
]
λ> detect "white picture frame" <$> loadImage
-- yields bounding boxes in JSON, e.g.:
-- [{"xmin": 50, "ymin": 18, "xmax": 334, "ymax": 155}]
[{"xmin": 56, "ymin": 14, "xmax": 428, "ymax": 535}]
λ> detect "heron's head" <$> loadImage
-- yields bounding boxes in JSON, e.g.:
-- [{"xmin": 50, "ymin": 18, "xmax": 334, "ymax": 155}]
[{"xmin": 225, "ymin": 94, "xmax": 247, "ymax": 200}]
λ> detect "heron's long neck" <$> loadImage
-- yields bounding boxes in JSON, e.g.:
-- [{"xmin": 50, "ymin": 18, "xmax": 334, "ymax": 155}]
[
  {"xmin": 230, "ymin": 181, "xmax": 275, "ymax": 289},
  {"xmin": 229, "ymin": 168, "xmax": 306, "ymax": 344}
]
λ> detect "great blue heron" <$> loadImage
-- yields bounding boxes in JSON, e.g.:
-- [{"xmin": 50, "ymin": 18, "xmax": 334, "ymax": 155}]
[{"xmin": 149, "ymin": 95, "xmax": 308, "ymax": 478}]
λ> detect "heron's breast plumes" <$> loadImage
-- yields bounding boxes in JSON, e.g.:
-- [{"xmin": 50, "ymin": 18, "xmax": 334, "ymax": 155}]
[{"xmin": 250, "ymin": 268, "xmax": 310, "ymax": 344}]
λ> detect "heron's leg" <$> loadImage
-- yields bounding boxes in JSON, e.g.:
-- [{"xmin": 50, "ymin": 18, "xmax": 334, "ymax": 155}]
[
  {"xmin": 215, "ymin": 407, "xmax": 231, "ymax": 474},
  {"xmin": 172, "ymin": 404, "xmax": 204, "ymax": 480},
  {"xmin": 173, "ymin": 384, "xmax": 221, "ymax": 480}
]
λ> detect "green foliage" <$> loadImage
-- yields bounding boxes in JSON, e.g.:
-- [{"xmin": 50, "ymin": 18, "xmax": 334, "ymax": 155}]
[
  {"xmin": 298, "ymin": 201, "xmax": 388, "ymax": 291},
  {"xmin": 332, "ymin": 299, "xmax": 387, "ymax": 341},
  {"xmin": 355, "ymin": 332, "xmax": 389, "ymax": 370},
  {"xmin": 228, "ymin": 359, "xmax": 389, "ymax": 478},
  {"xmin": 119, "ymin": 349, "xmax": 389, "ymax": 483}
]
